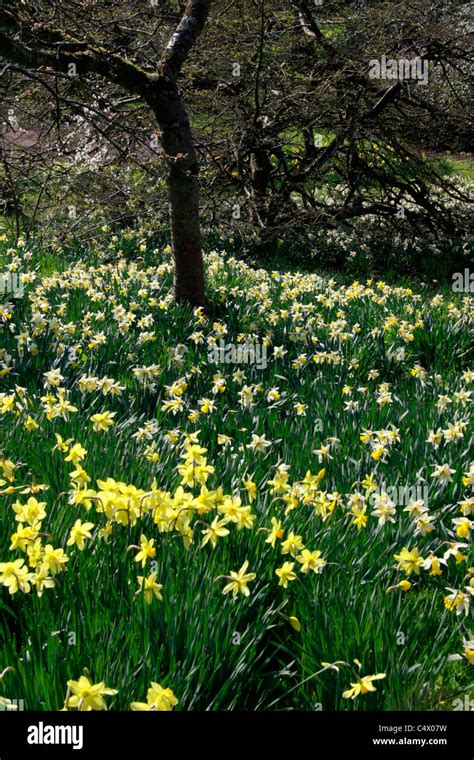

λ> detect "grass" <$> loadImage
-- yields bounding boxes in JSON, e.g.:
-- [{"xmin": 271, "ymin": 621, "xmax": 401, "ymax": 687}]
[
  {"xmin": 439, "ymin": 154, "xmax": 474, "ymax": 182},
  {"xmin": 0, "ymin": 233, "xmax": 472, "ymax": 712}
]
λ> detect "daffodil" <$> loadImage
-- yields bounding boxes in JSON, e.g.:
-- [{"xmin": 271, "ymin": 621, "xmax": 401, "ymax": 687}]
[
  {"xmin": 67, "ymin": 520, "xmax": 94, "ymax": 551},
  {"xmin": 131, "ymin": 682, "xmax": 178, "ymax": 711},
  {"xmin": 137, "ymin": 572, "xmax": 163, "ymax": 605},
  {"xmin": 275, "ymin": 562, "xmax": 297, "ymax": 588},
  {"xmin": 64, "ymin": 443, "xmax": 88, "ymax": 465},
  {"xmin": 132, "ymin": 535, "xmax": 156, "ymax": 567},
  {"xmin": 32, "ymin": 565, "xmax": 55, "ymax": 597},
  {"xmin": 281, "ymin": 531, "xmax": 304, "ymax": 557},
  {"xmin": 342, "ymin": 672, "xmax": 386, "ymax": 699},
  {"xmin": 42, "ymin": 545, "xmax": 69, "ymax": 575},
  {"xmin": 287, "ymin": 615, "xmax": 301, "ymax": 632},
  {"xmin": 264, "ymin": 517, "xmax": 284, "ymax": 548},
  {"xmin": 431, "ymin": 463, "xmax": 455, "ymax": 483},
  {"xmin": 296, "ymin": 549, "xmax": 326, "ymax": 574},
  {"xmin": 12, "ymin": 497, "xmax": 47, "ymax": 525},
  {"xmin": 0, "ymin": 559, "xmax": 32, "ymax": 594},
  {"xmin": 452, "ymin": 517, "xmax": 472, "ymax": 539},
  {"xmin": 350, "ymin": 505, "xmax": 368, "ymax": 530},
  {"xmin": 249, "ymin": 434, "xmax": 272, "ymax": 452},
  {"xmin": 66, "ymin": 675, "xmax": 117, "ymax": 711},
  {"xmin": 90, "ymin": 411, "xmax": 116, "ymax": 432},
  {"xmin": 221, "ymin": 560, "xmax": 256, "ymax": 598},
  {"xmin": 387, "ymin": 580, "xmax": 412, "ymax": 592},
  {"xmin": 444, "ymin": 587, "xmax": 471, "ymax": 616},
  {"xmin": 394, "ymin": 547, "xmax": 424, "ymax": 576}
]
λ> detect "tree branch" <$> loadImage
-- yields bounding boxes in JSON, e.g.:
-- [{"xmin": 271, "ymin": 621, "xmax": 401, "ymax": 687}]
[{"xmin": 159, "ymin": 0, "xmax": 212, "ymax": 80}]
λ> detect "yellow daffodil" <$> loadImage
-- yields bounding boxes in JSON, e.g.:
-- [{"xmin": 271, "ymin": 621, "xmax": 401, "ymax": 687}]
[
  {"xmin": 66, "ymin": 675, "xmax": 117, "ymax": 711},
  {"xmin": 221, "ymin": 560, "xmax": 256, "ymax": 598}
]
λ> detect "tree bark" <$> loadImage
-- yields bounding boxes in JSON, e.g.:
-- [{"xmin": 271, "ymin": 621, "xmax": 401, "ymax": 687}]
[
  {"xmin": 169, "ymin": 162, "xmax": 205, "ymax": 306},
  {"xmin": 150, "ymin": 86, "xmax": 205, "ymax": 306},
  {"xmin": 154, "ymin": 0, "xmax": 212, "ymax": 306}
]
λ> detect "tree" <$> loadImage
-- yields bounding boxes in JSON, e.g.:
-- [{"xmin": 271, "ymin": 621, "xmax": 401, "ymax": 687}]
[
  {"xmin": 185, "ymin": 0, "xmax": 471, "ymax": 241},
  {"xmin": 0, "ymin": 0, "xmax": 212, "ymax": 306},
  {"xmin": 1, "ymin": 1, "xmax": 470, "ymax": 284}
]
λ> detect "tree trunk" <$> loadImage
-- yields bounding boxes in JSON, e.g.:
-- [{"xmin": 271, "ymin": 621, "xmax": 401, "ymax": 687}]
[
  {"xmin": 150, "ymin": 86, "xmax": 206, "ymax": 308},
  {"xmin": 168, "ymin": 157, "xmax": 205, "ymax": 307}
]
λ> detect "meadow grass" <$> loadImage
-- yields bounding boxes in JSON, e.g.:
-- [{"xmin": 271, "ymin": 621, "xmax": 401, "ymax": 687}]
[{"xmin": 0, "ymin": 233, "xmax": 472, "ymax": 711}]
